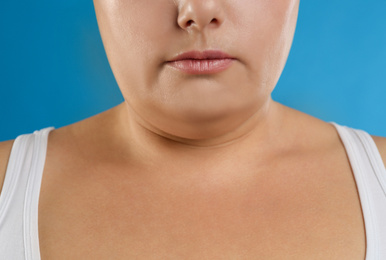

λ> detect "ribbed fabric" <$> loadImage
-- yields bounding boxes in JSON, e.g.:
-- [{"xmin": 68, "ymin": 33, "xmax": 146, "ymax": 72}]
[
  {"xmin": 0, "ymin": 124, "xmax": 385, "ymax": 260},
  {"xmin": 0, "ymin": 127, "xmax": 54, "ymax": 260},
  {"xmin": 332, "ymin": 123, "xmax": 386, "ymax": 260}
]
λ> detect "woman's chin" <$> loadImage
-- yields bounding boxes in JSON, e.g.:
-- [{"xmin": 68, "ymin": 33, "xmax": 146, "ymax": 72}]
[{"xmin": 150, "ymin": 109, "xmax": 259, "ymax": 143}]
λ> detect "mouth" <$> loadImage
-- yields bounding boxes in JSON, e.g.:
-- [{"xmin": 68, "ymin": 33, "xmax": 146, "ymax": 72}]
[
  {"xmin": 166, "ymin": 50, "xmax": 236, "ymax": 75},
  {"xmin": 168, "ymin": 50, "xmax": 235, "ymax": 62}
]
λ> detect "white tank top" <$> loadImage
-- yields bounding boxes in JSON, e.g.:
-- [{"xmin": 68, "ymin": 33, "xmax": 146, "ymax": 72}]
[{"xmin": 0, "ymin": 124, "xmax": 385, "ymax": 260}]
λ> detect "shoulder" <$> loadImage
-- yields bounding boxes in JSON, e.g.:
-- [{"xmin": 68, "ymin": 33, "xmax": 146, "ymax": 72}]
[
  {"xmin": 0, "ymin": 140, "xmax": 16, "ymax": 196},
  {"xmin": 371, "ymin": 136, "xmax": 386, "ymax": 167}
]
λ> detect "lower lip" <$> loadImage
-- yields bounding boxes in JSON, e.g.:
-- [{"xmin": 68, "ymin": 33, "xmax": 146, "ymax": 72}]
[{"xmin": 166, "ymin": 59, "xmax": 234, "ymax": 75}]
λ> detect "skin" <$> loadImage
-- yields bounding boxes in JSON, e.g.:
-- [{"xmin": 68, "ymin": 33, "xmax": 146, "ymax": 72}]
[
  {"xmin": 1, "ymin": 0, "xmax": 386, "ymax": 259},
  {"xmin": 93, "ymin": 0, "xmax": 298, "ymax": 144}
]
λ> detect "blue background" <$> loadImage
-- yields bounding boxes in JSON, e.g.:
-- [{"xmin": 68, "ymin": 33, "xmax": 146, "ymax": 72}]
[{"xmin": 1, "ymin": 1, "xmax": 385, "ymax": 141}]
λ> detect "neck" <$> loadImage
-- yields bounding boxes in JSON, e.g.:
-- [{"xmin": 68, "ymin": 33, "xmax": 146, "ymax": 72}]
[{"xmin": 112, "ymin": 100, "xmax": 286, "ymax": 171}]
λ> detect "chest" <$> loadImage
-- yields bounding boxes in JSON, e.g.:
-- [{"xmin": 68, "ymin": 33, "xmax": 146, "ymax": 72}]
[{"xmin": 37, "ymin": 163, "xmax": 366, "ymax": 260}]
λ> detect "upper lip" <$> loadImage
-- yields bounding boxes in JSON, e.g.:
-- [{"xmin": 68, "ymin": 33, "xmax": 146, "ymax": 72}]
[{"xmin": 167, "ymin": 50, "xmax": 235, "ymax": 62}]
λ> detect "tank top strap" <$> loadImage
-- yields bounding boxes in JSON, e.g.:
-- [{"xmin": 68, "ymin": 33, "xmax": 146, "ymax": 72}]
[
  {"xmin": 0, "ymin": 127, "xmax": 54, "ymax": 260},
  {"xmin": 332, "ymin": 123, "xmax": 386, "ymax": 260}
]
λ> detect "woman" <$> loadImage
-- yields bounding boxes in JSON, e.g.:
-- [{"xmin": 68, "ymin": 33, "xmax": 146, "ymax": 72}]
[{"xmin": 1, "ymin": 0, "xmax": 385, "ymax": 259}]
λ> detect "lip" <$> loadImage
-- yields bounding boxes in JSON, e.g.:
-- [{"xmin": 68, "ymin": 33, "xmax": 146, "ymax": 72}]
[
  {"xmin": 168, "ymin": 50, "xmax": 234, "ymax": 62},
  {"xmin": 166, "ymin": 50, "xmax": 236, "ymax": 75}
]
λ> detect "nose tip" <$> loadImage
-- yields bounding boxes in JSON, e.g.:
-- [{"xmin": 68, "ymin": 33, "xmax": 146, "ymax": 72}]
[{"xmin": 177, "ymin": 1, "xmax": 224, "ymax": 31}]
